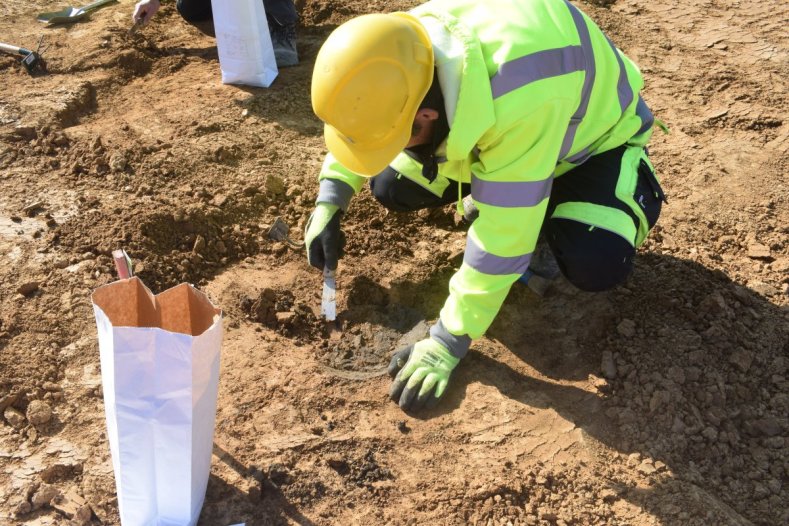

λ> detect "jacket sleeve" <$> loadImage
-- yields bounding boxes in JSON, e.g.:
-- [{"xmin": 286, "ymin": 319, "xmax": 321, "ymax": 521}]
[
  {"xmin": 316, "ymin": 153, "xmax": 368, "ymax": 211},
  {"xmin": 436, "ymin": 100, "xmax": 571, "ymax": 354}
]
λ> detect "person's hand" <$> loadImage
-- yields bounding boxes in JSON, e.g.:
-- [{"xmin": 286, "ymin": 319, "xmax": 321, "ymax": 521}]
[
  {"xmin": 304, "ymin": 203, "xmax": 344, "ymax": 271},
  {"xmin": 388, "ymin": 338, "xmax": 460, "ymax": 411},
  {"xmin": 132, "ymin": 0, "xmax": 161, "ymax": 25}
]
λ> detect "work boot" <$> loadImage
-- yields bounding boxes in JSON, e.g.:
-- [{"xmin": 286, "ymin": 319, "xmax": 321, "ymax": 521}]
[
  {"xmin": 518, "ymin": 238, "xmax": 561, "ymax": 297},
  {"xmin": 269, "ymin": 20, "xmax": 299, "ymax": 67},
  {"xmin": 528, "ymin": 237, "xmax": 561, "ymax": 280}
]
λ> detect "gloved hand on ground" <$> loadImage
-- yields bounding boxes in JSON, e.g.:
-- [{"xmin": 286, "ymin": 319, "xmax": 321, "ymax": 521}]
[
  {"xmin": 304, "ymin": 203, "xmax": 344, "ymax": 271},
  {"xmin": 388, "ymin": 338, "xmax": 460, "ymax": 411}
]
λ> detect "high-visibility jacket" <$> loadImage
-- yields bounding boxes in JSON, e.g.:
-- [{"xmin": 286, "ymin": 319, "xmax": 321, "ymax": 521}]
[{"xmin": 315, "ymin": 0, "xmax": 655, "ymax": 355}]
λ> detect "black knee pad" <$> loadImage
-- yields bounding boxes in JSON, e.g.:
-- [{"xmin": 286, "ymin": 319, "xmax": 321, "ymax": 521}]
[
  {"xmin": 369, "ymin": 167, "xmax": 407, "ymax": 211},
  {"xmin": 546, "ymin": 219, "xmax": 635, "ymax": 292},
  {"xmin": 369, "ymin": 166, "xmax": 452, "ymax": 212},
  {"xmin": 176, "ymin": 0, "xmax": 213, "ymax": 23},
  {"xmin": 264, "ymin": 0, "xmax": 298, "ymax": 26}
]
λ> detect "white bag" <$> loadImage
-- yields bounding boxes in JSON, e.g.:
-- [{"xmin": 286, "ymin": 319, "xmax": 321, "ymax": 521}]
[
  {"xmin": 92, "ymin": 277, "xmax": 223, "ymax": 526},
  {"xmin": 212, "ymin": 0, "xmax": 278, "ymax": 87}
]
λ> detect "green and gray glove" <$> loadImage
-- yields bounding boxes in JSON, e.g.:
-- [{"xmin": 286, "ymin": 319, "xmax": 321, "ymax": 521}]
[
  {"xmin": 388, "ymin": 338, "xmax": 460, "ymax": 411},
  {"xmin": 304, "ymin": 203, "xmax": 344, "ymax": 271}
]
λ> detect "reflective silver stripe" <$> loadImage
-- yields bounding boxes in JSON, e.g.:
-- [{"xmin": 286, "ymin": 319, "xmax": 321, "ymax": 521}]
[
  {"xmin": 491, "ymin": 46, "xmax": 585, "ymax": 99},
  {"xmin": 564, "ymin": 42, "xmax": 643, "ymax": 165},
  {"xmin": 316, "ymin": 178, "xmax": 355, "ymax": 211},
  {"xmin": 565, "ymin": 145, "xmax": 593, "ymax": 165},
  {"xmin": 606, "ymin": 36, "xmax": 634, "ymax": 113},
  {"xmin": 430, "ymin": 319, "xmax": 472, "ymax": 359},
  {"xmin": 471, "ymin": 174, "xmax": 553, "ymax": 208},
  {"xmin": 558, "ymin": 0, "xmax": 596, "ymax": 160},
  {"xmin": 464, "ymin": 236, "xmax": 532, "ymax": 275},
  {"xmin": 634, "ymin": 96, "xmax": 654, "ymax": 136}
]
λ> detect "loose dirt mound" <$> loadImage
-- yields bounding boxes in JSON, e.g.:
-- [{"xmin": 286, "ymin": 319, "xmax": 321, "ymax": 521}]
[{"xmin": 1, "ymin": 1, "xmax": 787, "ymax": 525}]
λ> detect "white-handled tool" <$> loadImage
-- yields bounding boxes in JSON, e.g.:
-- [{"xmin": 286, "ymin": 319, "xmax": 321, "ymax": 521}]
[{"xmin": 321, "ymin": 267, "xmax": 336, "ymax": 321}]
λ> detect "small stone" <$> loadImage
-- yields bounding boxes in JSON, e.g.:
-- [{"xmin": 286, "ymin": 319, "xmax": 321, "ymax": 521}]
[
  {"xmin": 109, "ymin": 152, "xmax": 127, "ymax": 172},
  {"xmin": 747, "ymin": 243, "xmax": 771, "ymax": 259},
  {"xmin": 749, "ymin": 281, "xmax": 778, "ymax": 297},
  {"xmin": 700, "ymin": 292, "xmax": 727, "ymax": 314},
  {"xmin": 215, "ymin": 240, "xmax": 227, "ymax": 254},
  {"xmin": 52, "ymin": 132, "xmax": 70, "ymax": 147},
  {"xmin": 766, "ymin": 478, "xmax": 782, "ymax": 495},
  {"xmin": 729, "ymin": 350, "xmax": 753, "ymax": 372},
  {"xmin": 90, "ymin": 136, "xmax": 104, "ymax": 152},
  {"xmin": 600, "ymin": 488, "xmax": 618, "ymax": 503},
  {"xmin": 637, "ymin": 461, "xmax": 657, "ymax": 475},
  {"xmin": 685, "ymin": 367, "xmax": 701, "ymax": 382},
  {"xmin": 31, "ymin": 484, "xmax": 61, "ymax": 510},
  {"xmin": 14, "ymin": 499, "xmax": 32, "ymax": 516},
  {"xmin": 617, "ymin": 319, "xmax": 636, "ymax": 338},
  {"xmin": 701, "ymin": 426, "xmax": 718, "ymax": 441},
  {"xmin": 275, "ymin": 311, "xmax": 296, "ymax": 324},
  {"xmin": 667, "ymin": 366, "xmax": 686, "ymax": 385},
  {"xmin": 671, "ymin": 417, "xmax": 685, "ymax": 433},
  {"xmin": 265, "ymin": 174, "xmax": 286, "ymax": 196},
  {"xmin": 649, "ymin": 390, "xmax": 670, "ymax": 413},
  {"xmin": 538, "ymin": 510, "xmax": 557, "ymax": 521},
  {"xmin": 397, "ymin": 420, "xmax": 410, "ymax": 433},
  {"xmin": 600, "ymin": 351, "xmax": 617, "ymax": 379},
  {"xmin": 26, "ymin": 400, "xmax": 53, "ymax": 426},
  {"xmin": 17, "ymin": 281, "xmax": 40, "ymax": 296},
  {"xmin": 0, "ymin": 392, "xmax": 20, "ymax": 411},
  {"xmin": 751, "ymin": 417, "xmax": 781, "ymax": 437},
  {"xmin": 4, "ymin": 406, "xmax": 26, "ymax": 428},
  {"xmin": 52, "ymin": 490, "xmax": 89, "ymax": 521}
]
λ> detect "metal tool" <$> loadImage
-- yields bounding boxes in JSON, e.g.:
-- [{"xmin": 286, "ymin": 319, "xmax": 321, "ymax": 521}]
[
  {"xmin": 37, "ymin": 0, "xmax": 118, "ymax": 26},
  {"xmin": 128, "ymin": 17, "xmax": 143, "ymax": 36},
  {"xmin": 112, "ymin": 249, "xmax": 134, "ymax": 279},
  {"xmin": 321, "ymin": 267, "xmax": 336, "ymax": 321},
  {"xmin": 267, "ymin": 217, "xmax": 304, "ymax": 249},
  {"xmin": 0, "ymin": 37, "xmax": 47, "ymax": 75}
]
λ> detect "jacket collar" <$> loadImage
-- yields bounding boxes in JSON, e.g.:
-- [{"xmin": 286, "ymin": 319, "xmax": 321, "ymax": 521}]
[{"xmin": 416, "ymin": 11, "xmax": 496, "ymax": 162}]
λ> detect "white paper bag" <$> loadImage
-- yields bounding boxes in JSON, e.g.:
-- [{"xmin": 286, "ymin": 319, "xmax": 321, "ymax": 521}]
[
  {"xmin": 212, "ymin": 0, "xmax": 278, "ymax": 87},
  {"xmin": 92, "ymin": 277, "xmax": 223, "ymax": 526}
]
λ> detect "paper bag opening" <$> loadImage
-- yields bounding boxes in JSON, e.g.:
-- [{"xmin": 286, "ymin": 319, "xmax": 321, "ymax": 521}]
[{"xmin": 92, "ymin": 277, "xmax": 220, "ymax": 336}]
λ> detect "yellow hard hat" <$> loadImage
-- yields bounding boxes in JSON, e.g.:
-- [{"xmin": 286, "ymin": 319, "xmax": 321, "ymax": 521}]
[{"xmin": 311, "ymin": 13, "xmax": 434, "ymax": 177}]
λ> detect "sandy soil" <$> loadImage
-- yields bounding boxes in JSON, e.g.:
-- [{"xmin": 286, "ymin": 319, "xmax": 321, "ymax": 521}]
[{"xmin": 1, "ymin": 0, "xmax": 787, "ymax": 525}]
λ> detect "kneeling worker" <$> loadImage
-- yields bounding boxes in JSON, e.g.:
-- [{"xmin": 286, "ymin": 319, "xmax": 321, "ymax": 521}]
[
  {"xmin": 132, "ymin": 0, "xmax": 299, "ymax": 67},
  {"xmin": 306, "ymin": 0, "xmax": 666, "ymax": 411}
]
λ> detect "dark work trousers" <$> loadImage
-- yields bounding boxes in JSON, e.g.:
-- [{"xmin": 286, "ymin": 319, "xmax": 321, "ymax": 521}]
[
  {"xmin": 369, "ymin": 145, "xmax": 664, "ymax": 292},
  {"xmin": 176, "ymin": 0, "xmax": 297, "ymax": 27}
]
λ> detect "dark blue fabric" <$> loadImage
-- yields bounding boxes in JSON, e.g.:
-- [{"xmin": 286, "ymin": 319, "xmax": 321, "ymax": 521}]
[
  {"xmin": 370, "ymin": 145, "xmax": 663, "ymax": 292},
  {"xmin": 370, "ymin": 166, "xmax": 470, "ymax": 212},
  {"xmin": 544, "ymin": 145, "xmax": 663, "ymax": 291},
  {"xmin": 176, "ymin": 0, "xmax": 297, "ymax": 25}
]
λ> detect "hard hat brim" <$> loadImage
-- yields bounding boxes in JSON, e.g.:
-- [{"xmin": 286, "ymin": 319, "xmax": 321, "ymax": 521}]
[{"xmin": 323, "ymin": 122, "xmax": 410, "ymax": 177}]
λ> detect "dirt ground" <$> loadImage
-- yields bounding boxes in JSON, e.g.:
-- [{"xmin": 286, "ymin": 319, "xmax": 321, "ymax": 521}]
[{"xmin": 1, "ymin": 0, "xmax": 787, "ymax": 524}]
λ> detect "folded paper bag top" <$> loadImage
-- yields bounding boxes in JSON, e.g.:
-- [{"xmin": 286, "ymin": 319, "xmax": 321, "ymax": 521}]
[{"xmin": 92, "ymin": 277, "xmax": 220, "ymax": 336}]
